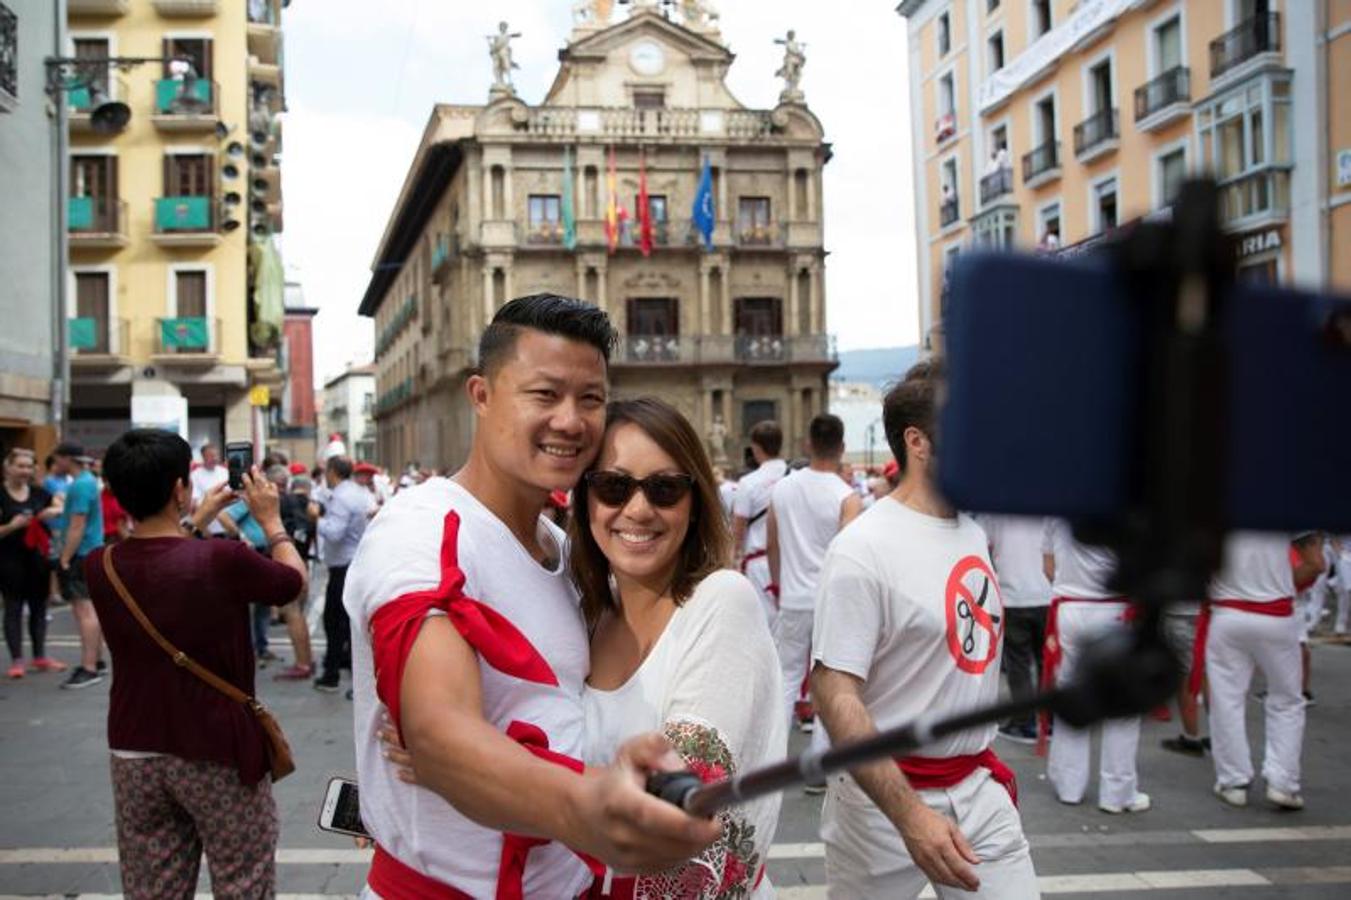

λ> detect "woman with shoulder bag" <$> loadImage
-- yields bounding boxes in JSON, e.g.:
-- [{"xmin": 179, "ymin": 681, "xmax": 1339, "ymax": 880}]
[{"xmin": 85, "ymin": 429, "xmax": 307, "ymax": 900}]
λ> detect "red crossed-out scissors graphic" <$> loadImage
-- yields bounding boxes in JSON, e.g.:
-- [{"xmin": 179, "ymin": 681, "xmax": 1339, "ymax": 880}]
[{"xmin": 944, "ymin": 555, "xmax": 1004, "ymax": 674}]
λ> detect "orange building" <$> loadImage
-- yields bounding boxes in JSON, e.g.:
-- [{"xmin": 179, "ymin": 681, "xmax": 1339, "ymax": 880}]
[{"xmin": 897, "ymin": 0, "xmax": 1351, "ymax": 351}]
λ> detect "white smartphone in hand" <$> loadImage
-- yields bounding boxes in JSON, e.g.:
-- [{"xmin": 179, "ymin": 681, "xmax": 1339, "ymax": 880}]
[{"xmin": 318, "ymin": 777, "xmax": 370, "ymax": 839}]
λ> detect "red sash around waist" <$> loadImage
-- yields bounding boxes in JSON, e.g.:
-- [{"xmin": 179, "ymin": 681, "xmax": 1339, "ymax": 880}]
[
  {"xmin": 1037, "ymin": 596, "xmax": 1131, "ymax": 754},
  {"xmin": 1186, "ymin": 597, "xmax": 1294, "ymax": 698},
  {"xmin": 740, "ymin": 548, "xmax": 767, "ymax": 572},
  {"xmin": 897, "ymin": 749, "xmax": 1018, "ymax": 806}
]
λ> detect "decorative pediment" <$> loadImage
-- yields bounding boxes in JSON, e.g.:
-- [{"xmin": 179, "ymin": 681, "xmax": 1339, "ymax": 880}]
[{"xmin": 562, "ymin": 9, "xmax": 731, "ymax": 65}]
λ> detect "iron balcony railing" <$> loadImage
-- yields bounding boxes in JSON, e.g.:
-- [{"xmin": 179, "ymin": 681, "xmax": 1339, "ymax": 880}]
[
  {"xmin": 979, "ymin": 167, "xmax": 1014, "ymax": 205},
  {"xmin": 69, "ymin": 317, "xmax": 128, "ymax": 355},
  {"xmin": 1022, "ymin": 140, "xmax": 1060, "ymax": 182},
  {"xmin": 939, "ymin": 196, "xmax": 960, "ymax": 227},
  {"xmin": 1210, "ymin": 12, "xmax": 1280, "ymax": 79},
  {"xmin": 154, "ymin": 196, "xmax": 215, "ymax": 233},
  {"xmin": 1073, "ymin": 107, "xmax": 1119, "ymax": 156},
  {"xmin": 154, "ymin": 77, "xmax": 218, "ymax": 116},
  {"xmin": 155, "ymin": 316, "xmax": 219, "ymax": 354},
  {"xmin": 1134, "ymin": 66, "xmax": 1190, "ymax": 121},
  {"xmin": 0, "ymin": 3, "xmax": 16, "ymax": 104},
  {"xmin": 614, "ymin": 333, "xmax": 837, "ymax": 366},
  {"xmin": 69, "ymin": 197, "xmax": 127, "ymax": 236}
]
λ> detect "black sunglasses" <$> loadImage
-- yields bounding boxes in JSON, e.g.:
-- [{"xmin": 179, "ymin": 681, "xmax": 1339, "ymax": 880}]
[{"xmin": 584, "ymin": 471, "xmax": 695, "ymax": 508}]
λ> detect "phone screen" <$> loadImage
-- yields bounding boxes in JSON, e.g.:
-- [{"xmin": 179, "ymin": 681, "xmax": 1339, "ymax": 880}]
[
  {"xmin": 324, "ymin": 779, "xmax": 368, "ymax": 838},
  {"xmin": 225, "ymin": 443, "xmax": 253, "ymax": 491}
]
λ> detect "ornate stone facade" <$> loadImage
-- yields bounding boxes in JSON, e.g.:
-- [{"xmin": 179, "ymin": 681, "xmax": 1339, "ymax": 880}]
[{"xmin": 361, "ymin": 7, "xmax": 836, "ymax": 471}]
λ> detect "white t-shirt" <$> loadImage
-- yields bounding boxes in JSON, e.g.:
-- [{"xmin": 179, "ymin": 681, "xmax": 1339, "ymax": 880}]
[
  {"xmin": 718, "ymin": 480, "xmax": 737, "ymax": 523},
  {"xmin": 771, "ymin": 468, "xmax": 854, "ymax": 611},
  {"xmin": 344, "ymin": 478, "xmax": 591, "ymax": 899},
  {"xmin": 733, "ymin": 458, "xmax": 788, "ymax": 555},
  {"xmin": 1208, "ymin": 531, "xmax": 1295, "ymax": 603},
  {"xmin": 584, "ymin": 570, "xmax": 785, "ymax": 898},
  {"xmin": 190, "ymin": 464, "xmax": 229, "ymax": 534},
  {"xmin": 813, "ymin": 498, "xmax": 1004, "ymax": 779},
  {"xmin": 1044, "ymin": 518, "xmax": 1120, "ymax": 600},
  {"xmin": 978, "ymin": 514, "xmax": 1052, "ymax": 609}
]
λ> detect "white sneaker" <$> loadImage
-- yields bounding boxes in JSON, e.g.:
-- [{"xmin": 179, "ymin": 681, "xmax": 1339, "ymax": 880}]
[
  {"xmin": 1099, "ymin": 792, "xmax": 1151, "ymax": 814},
  {"xmin": 1265, "ymin": 786, "xmax": 1304, "ymax": 810},
  {"xmin": 1214, "ymin": 783, "xmax": 1249, "ymax": 807}
]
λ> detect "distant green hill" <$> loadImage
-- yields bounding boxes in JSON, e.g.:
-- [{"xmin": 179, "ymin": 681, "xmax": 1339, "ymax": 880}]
[{"xmin": 832, "ymin": 346, "xmax": 920, "ymax": 387}]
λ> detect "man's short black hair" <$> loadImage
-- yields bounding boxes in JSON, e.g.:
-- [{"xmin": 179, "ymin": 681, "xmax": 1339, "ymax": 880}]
[
  {"xmin": 103, "ymin": 429, "xmax": 192, "ymax": 521},
  {"xmin": 807, "ymin": 413, "xmax": 845, "ymax": 458},
  {"xmin": 883, "ymin": 365, "xmax": 939, "ymax": 474},
  {"xmin": 749, "ymin": 420, "xmax": 783, "ymax": 457},
  {"xmin": 326, "ymin": 456, "xmax": 353, "ymax": 480},
  {"xmin": 477, "ymin": 293, "xmax": 615, "ymax": 378}
]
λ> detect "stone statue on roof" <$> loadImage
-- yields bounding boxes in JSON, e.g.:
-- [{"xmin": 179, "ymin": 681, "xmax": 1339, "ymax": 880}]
[
  {"xmin": 679, "ymin": 0, "xmax": 720, "ymax": 28},
  {"xmin": 487, "ymin": 21, "xmax": 522, "ymax": 92},
  {"xmin": 774, "ymin": 29, "xmax": 806, "ymax": 102}
]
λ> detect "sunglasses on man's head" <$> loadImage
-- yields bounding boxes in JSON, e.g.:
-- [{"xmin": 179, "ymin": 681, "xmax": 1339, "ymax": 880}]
[{"xmin": 585, "ymin": 471, "xmax": 695, "ymax": 508}]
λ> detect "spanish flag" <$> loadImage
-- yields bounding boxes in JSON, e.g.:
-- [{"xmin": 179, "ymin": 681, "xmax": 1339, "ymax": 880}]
[
  {"xmin": 605, "ymin": 145, "xmax": 619, "ymax": 252},
  {"xmin": 638, "ymin": 148, "xmax": 653, "ymax": 257}
]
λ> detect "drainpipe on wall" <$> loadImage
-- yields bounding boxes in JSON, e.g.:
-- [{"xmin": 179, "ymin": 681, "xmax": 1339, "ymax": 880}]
[{"xmin": 51, "ymin": 0, "xmax": 69, "ymax": 439}]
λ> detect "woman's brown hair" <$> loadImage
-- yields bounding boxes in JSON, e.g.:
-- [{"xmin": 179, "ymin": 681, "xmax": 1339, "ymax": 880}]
[{"xmin": 569, "ymin": 397, "xmax": 731, "ymax": 627}]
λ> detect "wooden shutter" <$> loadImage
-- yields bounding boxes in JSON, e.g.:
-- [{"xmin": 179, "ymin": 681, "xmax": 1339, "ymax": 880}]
[
  {"xmin": 175, "ymin": 271, "xmax": 208, "ymax": 318},
  {"xmin": 75, "ymin": 273, "xmax": 110, "ymax": 353}
]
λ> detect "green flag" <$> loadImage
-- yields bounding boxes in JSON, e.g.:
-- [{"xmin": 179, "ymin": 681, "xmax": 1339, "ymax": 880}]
[{"xmin": 562, "ymin": 146, "xmax": 577, "ymax": 250}]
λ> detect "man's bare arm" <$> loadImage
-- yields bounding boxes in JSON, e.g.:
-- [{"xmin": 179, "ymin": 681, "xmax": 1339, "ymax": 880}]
[
  {"xmin": 60, "ymin": 514, "xmax": 86, "ymax": 569},
  {"xmin": 811, "ymin": 664, "xmax": 980, "ymax": 891},
  {"xmin": 839, "ymin": 493, "xmax": 862, "ymax": 529},
  {"xmin": 731, "ymin": 515, "xmax": 748, "ymax": 563},
  {"xmin": 1042, "ymin": 553, "xmax": 1056, "ymax": 585},
  {"xmin": 401, "ymin": 616, "xmax": 719, "ymax": 873},
  {"xmin": 766, "ymin": 506, "xmax": 781, "ymax": 587}
]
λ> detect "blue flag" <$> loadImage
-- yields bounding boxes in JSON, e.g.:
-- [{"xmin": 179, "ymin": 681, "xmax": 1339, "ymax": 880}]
[{"xmin": 692, "ymin": 156, "xmax": 715, "ymax": 250}]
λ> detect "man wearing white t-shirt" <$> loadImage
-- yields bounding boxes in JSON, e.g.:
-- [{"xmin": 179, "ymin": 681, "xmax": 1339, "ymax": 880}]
[
  {"xmin": 979, "ymin": 515, "xmax": 1051, "ymax": 745},
  {"xmin": 1042, "ymin": 518, "xmax": 1150, "ymax": 814},
  {"xmin": 768, "ymin": 413, "xmax": 861, "ymax": 730},
  {"xmin": 343, "ymin": 295, "xmax": 717, "ymax": 897},
  {"xmin": 190, "ymin": 443, "xmax": 229, "ymax": 535},
  {"xmin": 733, "ymin": 421, "xmax": 789, "ymax": 627},
  {"xmin": 1202, "ymin": 531, "xmax": 1308, "ymax": 810},
  {"xmin": 812, "ymin": 366, "xmax": 1037, "ymax": 898}
]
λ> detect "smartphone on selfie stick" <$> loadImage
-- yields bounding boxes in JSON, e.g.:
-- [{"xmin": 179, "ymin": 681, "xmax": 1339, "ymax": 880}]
[
  {"xmin": 648, "ymin": 179, "xmax": 1351, "ymax": 817},
  {"xmin": 224, "ymin": 441, "xmax": 253, "ymax": 491}
]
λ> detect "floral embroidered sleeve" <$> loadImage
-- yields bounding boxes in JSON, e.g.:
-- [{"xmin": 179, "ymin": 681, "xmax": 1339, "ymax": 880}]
[{"xmin": 632, "ymin": 718, "xmax": 761, "ymax": 900}]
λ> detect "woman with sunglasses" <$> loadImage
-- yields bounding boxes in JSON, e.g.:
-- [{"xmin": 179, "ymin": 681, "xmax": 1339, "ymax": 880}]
[{"xmin": 573, "ymin": 397, "xmax": 786, "ymax": 898}]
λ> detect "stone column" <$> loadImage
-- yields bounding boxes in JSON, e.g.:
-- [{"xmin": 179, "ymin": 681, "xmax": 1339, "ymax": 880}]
[
  {"xmin": 503, "ymin": 166, "xmax": 515, "ymax": 221},
  {"xmin": 482, "ymin": 265, "xmax": 495, "ymax": 325},
  {"xmin": 720, "ymin": 257, "xmax": 733, "ymax": 335},
  {"xmin": 786, "ymin": 262, "xmax": 800, "ymax": 337},
  {"xmin": 503, "ymin": 258, "xmax": 514, "ymax": 305},
  {"xmin": 698, "ymin": 263, "xmax": 711, "ymax": 335},
  {"xmin": 482, "ymin": 165, "xmax": 494, "ymax": 219},
  {"xmin": 807, "ymin": 168, "xmax": 818, "ymax": 221},
  {"xmin": 786, "ymin": 169, "xmax": 797, "ymax": 222},
  {"xmin": 810, "ymin": 263, "xmax": 822, "ymax": 334},
  {"xmin": 576, "ymin": 258, "xmax": 586, "ymax": 301}
]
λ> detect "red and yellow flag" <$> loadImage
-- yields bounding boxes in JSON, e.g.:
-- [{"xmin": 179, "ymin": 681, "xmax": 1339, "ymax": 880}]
[
  {"xmin": 638, "ymin": 148, "xmax": 653, "ymax": 257},
  {"xmin": 605, "ymin": 145, "xmax": 619, "ymax": 252}
]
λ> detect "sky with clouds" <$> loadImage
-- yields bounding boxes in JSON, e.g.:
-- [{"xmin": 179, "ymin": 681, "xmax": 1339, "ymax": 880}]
[{"xmin": 279, "ymin": 0, "xmax": 918, "ymax": 387}]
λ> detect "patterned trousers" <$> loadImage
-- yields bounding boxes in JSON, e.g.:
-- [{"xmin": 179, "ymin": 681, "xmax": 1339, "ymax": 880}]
[{"xmin": 110, "ymin": 754, "xmax": 278, "ymax": 899}]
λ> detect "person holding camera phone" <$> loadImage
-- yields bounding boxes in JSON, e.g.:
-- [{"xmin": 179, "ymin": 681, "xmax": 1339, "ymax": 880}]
[
  {"xmin": 82, "ymin": 429, "xmax": 306, "ymax": 898},
  {"xmin": 343, "ymin": 296, "xmax": 719, "ymax": 898}
]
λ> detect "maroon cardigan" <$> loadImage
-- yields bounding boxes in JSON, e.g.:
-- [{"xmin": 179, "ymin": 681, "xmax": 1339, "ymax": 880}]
[{"xmin": 86, "ymin": 537, "xmax": 304, "ymax": 784}]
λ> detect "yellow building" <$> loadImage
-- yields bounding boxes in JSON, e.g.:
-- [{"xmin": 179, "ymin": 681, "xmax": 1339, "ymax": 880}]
[
  {"xmin": 897, "ymin": 0, "xmax": 1351, "ymax": 351},
  {"xmin": 63, "ymin": 0, "xmax": 286, "ymax": 455}
]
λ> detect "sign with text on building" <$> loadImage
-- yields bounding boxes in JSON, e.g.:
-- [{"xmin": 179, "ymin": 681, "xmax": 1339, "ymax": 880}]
[
  {"xmin": 1235, "ymin": 228, "xmax": 1282, "ymax": 261},
  {"xmin": 1338, "ymin": 149, "xmax": 1351, "ymax": 188},
  {"xmin": 131, "ymin": 395, "xmax": 189, "ymax": 440},
  {"xmin": 249, "ymin": 385, "xmax": 271, "ymax": 407}
]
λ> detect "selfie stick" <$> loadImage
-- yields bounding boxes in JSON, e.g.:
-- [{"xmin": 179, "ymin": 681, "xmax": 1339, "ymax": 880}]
[{"xmin": 648, "ymin": 180, "xmax": 1233, "ymax": 816}]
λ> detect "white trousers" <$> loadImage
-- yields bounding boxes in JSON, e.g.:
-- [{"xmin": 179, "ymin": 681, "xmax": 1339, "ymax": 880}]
[
  {"xmin": 774, "ymin": 607, "xmax": 814, "ymax": 722},
  {"xmin": 1334, "ymin": 565, "xmax": 1351, "ymax": 634},
  {"xmin": 822, "ymin": 769, "xmax": 1038, "ymax": 900},
  {"xmin": 1045, "ymin": 601, "xmax": 1142, "ymax": 808},
  {"xmin": 744, "ymin": 555, "xmax": 778, "ymax": 631},
  {"xmin": 1206, "ymin": 607, "xmax": 1304, "ymax": 794}
]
